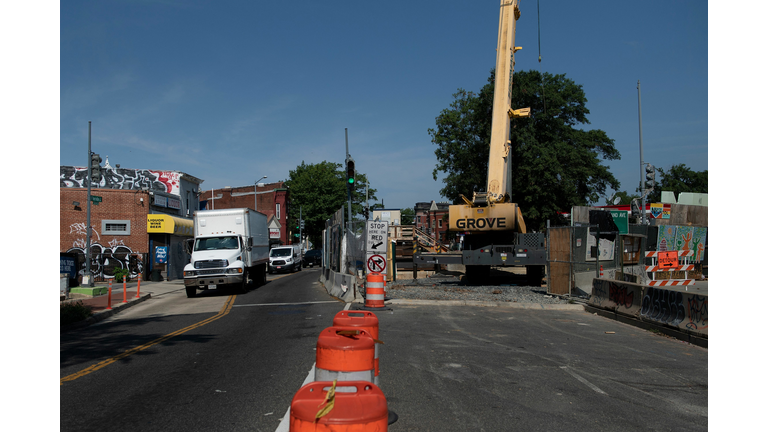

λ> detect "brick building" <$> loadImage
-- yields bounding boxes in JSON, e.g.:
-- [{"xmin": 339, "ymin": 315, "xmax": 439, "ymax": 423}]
[
  {"xmin": 60, "ymin": 163, "xmax": 203, "ymax": 282},
  {"xmin": 414, "ymin": 201, "xmax": 452, "ymax": 245},
  {"xmin": 198, "ymin": 182, "xmax": 291, "ymax": 246}
]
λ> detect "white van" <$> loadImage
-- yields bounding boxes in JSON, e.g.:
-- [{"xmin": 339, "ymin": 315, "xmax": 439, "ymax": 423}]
[{"xmin": 268, "ymin": 245, "xmax": 302, "ymax": 274}]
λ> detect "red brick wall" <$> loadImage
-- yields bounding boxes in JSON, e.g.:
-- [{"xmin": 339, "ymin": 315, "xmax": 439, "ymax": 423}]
[
  {"xmin": 60, "ymin": 188, "xmax": 151, "ymax": 254},
  {"xmin": 199, "ymin": 182, "xmax": 291, "ymax": 244}
]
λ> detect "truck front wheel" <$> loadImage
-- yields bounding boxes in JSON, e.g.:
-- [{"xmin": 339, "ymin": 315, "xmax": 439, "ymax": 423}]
[{"xmin": 186, "ymin": 287, "xmax": 196, "ymax": 298}]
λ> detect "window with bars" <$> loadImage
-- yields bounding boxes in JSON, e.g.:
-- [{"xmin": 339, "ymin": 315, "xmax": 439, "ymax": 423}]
[{"xmin": 102, "ymin": 220, "xmax": 131, "ymax": 235}]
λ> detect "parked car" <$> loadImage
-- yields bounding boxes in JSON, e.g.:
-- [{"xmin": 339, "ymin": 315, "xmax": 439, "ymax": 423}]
[{"xmin": 302, "ymin": 249, "xmax": 322, "ymax": 267}]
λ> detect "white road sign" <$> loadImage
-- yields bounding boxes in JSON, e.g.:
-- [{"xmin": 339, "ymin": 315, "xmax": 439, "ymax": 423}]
[{"xmin": 366, "ymin": 221, "xmax": 388, "ymax": 253}]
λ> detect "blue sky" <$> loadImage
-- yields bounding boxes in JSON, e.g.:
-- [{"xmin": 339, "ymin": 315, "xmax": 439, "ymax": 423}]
[{"xmin": 57, "ymin": 0, "xmax": 707, "ymax": 210}]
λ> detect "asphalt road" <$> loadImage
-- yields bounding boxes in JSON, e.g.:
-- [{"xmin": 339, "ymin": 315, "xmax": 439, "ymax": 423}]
[
  {"xmin": 60, "ymin": 268, "xmax": 344, "ymax": 432},
  {"xmin": 60, "ymin": 268, "xmax": 708, "ymax": 431}
]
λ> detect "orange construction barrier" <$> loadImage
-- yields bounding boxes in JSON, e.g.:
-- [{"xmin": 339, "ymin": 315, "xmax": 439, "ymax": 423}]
[
  {"xmin": 106, "ymin": 280, "xmax": 113, "ymax": 310},
  {"xmin": 122, "ymin": 278, "xmax": 128, "ymax": 303},
  {"xmin": 333, "ymin": 311, "xmax": 381, "ymax": 386},
  {"xmin": 364, "ymin": 272, "xmax": 387, "ymax": 310},
  {"xmin": 315, "ymin": 326, "xmax": 376, "ymax": 383},
  {"xmin": 290, "ymin": 381, "xmax": 388, "ymax": 431},
  {"xmin": 135, "ymin": 273, "xmax": 141, "ymax": 298}
]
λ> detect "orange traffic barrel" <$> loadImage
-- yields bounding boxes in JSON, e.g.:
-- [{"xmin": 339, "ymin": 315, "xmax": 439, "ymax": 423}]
[
  {"xmin": 334, "ymin": 311, "xmax": 381, "ymax": 386},
  {"xmin": 364, "ymin": 272, "xmax": 387, "ymax": 310},
  {"xmin": 315, "ymin": 326, "xmax": 375, "ymax": 383},
  {"xmin": 290, "ymin": 381, "xmax": 388, "ymax": 431}
]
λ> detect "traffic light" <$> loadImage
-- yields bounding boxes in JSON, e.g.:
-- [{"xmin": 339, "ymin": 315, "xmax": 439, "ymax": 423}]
[
  {"xmin": 346, "ymin": 158, "xmax": 355, "ymax": 186},
  {"xmin": 645, "ymin": 163, "xmax": 655, "ymax": 190},
  {"xmin": 363, "ymin": 207, "xmax": 369, "ymax": 219},
  {"xmin": 90, "ymin": 153, "xmax": 102, "ymax": 184},
  {"xmin": 300, "ymin": 220, "xmax": 305, "ymax": 230}
]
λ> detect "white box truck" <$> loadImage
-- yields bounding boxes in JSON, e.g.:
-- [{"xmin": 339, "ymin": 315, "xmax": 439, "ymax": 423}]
[{"xmin": 183, "ymin": 208, "xmax": 269, "ymax": 298}]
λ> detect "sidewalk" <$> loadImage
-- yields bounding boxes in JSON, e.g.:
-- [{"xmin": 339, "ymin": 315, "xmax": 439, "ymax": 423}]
[{"xmin": 60, "ymin": 279, "xmax": 187, "ymax": 332}]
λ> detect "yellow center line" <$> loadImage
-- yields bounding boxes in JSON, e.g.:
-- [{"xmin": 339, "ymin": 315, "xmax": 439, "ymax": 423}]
[{"xmin": 61, "ymin": 295, "xmax": 237, "ymax": 385}]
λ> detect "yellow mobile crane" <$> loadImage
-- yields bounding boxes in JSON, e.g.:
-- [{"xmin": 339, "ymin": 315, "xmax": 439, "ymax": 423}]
[{"xmin": 415, "ymin": 0, "xmax": 546, "ymax": 285}]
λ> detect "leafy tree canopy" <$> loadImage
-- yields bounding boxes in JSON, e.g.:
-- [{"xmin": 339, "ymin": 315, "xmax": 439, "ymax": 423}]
[
  {"xmin": 646, "ymin": 164, "xmax": 707, "ymax": 203},
  {"xmin": 285, "ymin": 161, "xmax": 377, "ymax": 248},
  {"xmin": 400, "ymin": 207, "xmax": 415, "ymax": 225},
  {"xmin": 429, "ymin": 69, "xmax": 620, "ymax": 230}
]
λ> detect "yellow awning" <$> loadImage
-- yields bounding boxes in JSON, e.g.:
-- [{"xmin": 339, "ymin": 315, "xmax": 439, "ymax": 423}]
[{"xmin": 147, "ymin": 214, "xmax": 194, "ymax": 237}]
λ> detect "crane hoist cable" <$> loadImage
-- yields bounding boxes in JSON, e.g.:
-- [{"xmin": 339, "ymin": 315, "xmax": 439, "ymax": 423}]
[{"xmin": 537, "ymin": 0, "xmax": 547, "ymax": 116}]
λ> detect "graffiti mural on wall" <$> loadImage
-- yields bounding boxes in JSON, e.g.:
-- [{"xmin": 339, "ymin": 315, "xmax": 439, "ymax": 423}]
[
  {"xmin": 60, "ymin": 166, "xmax": 180, "ymax": 195},
  {"xmin": 641, "ymin": 287, "xmax": 686, "ymax": 326},
  {"xmin": 66, "ymin": 223, "xmax": 144, "ymax": 279},
  {"xmin": 686, "ymin": 295, "xmax": 708, "ymax": 331},
  {"xmin": 608, "ymin": 283, "xmax": 635, "ymax": 309}
]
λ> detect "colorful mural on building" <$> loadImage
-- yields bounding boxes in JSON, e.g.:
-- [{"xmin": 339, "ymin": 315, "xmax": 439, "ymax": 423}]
[
  {"xmin": 60, "ymin": 166, "xmax": 181, "ymax": 195},
  {"xmin": 657, "ymin": 225, "xmax": 707, "ymax": 263}
]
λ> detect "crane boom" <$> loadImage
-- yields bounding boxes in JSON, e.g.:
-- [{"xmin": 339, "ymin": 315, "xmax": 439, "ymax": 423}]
[
  {"xmin": 486, "ymin": 0, "xmax": 529, "ymax": 204},
  {"xmin": 421, "ymin": 0, "xmax": 546, "ymax": 286}
]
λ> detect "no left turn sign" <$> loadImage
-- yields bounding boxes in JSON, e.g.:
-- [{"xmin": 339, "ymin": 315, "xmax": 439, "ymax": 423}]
[{"xmin": 367, "ymin": 254, "xmax": 386, "ymax": 273}]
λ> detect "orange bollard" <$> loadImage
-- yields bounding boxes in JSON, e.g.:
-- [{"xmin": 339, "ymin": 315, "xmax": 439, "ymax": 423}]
[
  {"xmin": 106, "ymin": 279, "xmax": 113, "ymax": 310},
  {"xmin": 363, "ymin": 272, "xmax": 388, "ymax": 310},
  {"xmin": 290, "ymin": 381, "xmax": 388, "ymax": 431},
  {"xmin": 315, "ymin": 326, "xmax": 376, "ymax": 383},
  {"xmin": 122, "ymin": 278, "xmax": 128, "ymax": 303},
  {"xmin": 135, "ymin": 273, "xmax": 141, "ymax": 298},
  {"xmin": 600, "ymin": 265, "xmax": 604, "ymax": 277},
  {"xmin": 334, "ymin": 311, "xmax": 381, "ymax": 386}
]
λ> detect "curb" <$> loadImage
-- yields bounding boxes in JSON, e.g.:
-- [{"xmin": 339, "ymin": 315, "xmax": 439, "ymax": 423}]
[
  {"xmin": 385, "ymin": 299, "xmax": 585, "ymax": 309},
  {"xmin": 60, "ymin": 293, "xmax": 152, "ymax": 334},
  {"xmin": 583, "ymin": 304, "xmax": 708, "ymax": 348}
]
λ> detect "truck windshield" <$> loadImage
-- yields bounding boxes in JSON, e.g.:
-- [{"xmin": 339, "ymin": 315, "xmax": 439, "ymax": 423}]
[
  {"xmin": 270, "ymin": 248, "xmax": 291, "ymax": 257},
  {"xmin": 194, "ymin": 236, "xmax": 240, "ymax": 251}
]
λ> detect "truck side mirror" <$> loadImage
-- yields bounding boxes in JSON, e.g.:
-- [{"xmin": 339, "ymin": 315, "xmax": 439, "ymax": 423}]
[{"xmin": 184, "ymin": 238, "xmax": 194, "ymax": 255}]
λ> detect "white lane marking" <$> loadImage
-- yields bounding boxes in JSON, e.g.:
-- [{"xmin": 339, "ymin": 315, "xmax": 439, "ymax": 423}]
[
  {"xmin": 275, "ymin": 302, "xmax": 349, "ymax": 431},
  {"xmin": 276, "ymin": 363, "xmax": 316, "ymax": 432},
  {"xmin": 560, "ymin": 366, "xmax": 608, "ymax": 395},
  {"xmin": 233, "ymin": 301, "xmax": 340, "ymax": 308}
]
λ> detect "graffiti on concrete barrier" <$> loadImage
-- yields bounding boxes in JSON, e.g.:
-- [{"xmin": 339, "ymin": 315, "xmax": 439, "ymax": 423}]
[
  {"xmin": 686, "ymin": 295, "xmax": 708, "ymax": 330},
  {"xmin": 608, "ymin": 283, "xmax": 634, "ymax": 308},
  {"xmin": 641, "ymin": 287, "xmax": 685, "ymax": 326},
  {"xmin": 592, "ymin": 280, "xmax": 608, "ymax": 304},
  {"xmin": 60, "ymin": 166, "xmax": 180, "ymax": 195}
]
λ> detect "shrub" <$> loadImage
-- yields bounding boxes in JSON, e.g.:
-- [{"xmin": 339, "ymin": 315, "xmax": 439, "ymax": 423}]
[
  {"xmin": 114, "ymin": 268, "xmax": 130, "ymax": 283},
  {"xmin": 61, "ymin": 301, "xmax": 93, "ymax": 326}
]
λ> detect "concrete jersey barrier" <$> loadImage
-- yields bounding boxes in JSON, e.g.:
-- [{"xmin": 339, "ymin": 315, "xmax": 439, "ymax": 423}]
[{"xmin": 590, "ymin": 278, "xmax": 708, "ymax": 337}]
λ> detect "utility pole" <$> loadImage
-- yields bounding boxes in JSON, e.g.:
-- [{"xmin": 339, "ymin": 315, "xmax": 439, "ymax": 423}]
[
  {"xmin": 299, "ymin": 205, "xmax": 303, "ymax": 247},
  {"xmin": 637, "ymin": 80, "xmax": 646, "ymax": 225},
  {"xmin": 85, "ymin": 121, "xmax": 94, "ymax": 287}
]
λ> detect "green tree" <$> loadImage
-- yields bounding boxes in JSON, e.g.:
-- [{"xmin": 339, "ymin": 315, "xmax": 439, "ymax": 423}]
[
  {"xmin": 429, "ymin": 69, "xmax": 620, "ymax": 230},
  {"xmin": 400, "ymin": 207, "xmax": 415, "ymax": 225},
  {"xmin": 646, "ymin": 164, "xmax": 707, "ymax": 203},
  {"xmin": 285, "ymin": 161, "xmax": 378, "ymax": 247}
]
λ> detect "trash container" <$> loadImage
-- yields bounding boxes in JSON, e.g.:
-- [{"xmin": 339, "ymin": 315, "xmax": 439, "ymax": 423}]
[{"xmin": 150, "ymin": 268, "xmax": 163, "ymax": 282}]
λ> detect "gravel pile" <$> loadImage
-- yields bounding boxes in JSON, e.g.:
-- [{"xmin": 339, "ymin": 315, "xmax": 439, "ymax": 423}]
[{"xmin": 385, "ymin": 274, "xmax": 572, "ymax": 305}]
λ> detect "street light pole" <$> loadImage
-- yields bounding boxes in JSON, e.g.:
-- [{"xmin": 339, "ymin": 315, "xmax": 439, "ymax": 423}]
[
  {"xmin": 254, "ymin": 175, "xmax": 267, "ymax": 211},
  {"xmin": 637, "ymin": 80, "xmax": 646, "ymax": 225},
  {"xmin": 85, "ymin": 121, "xmax": 94, "ymax": 287}
]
